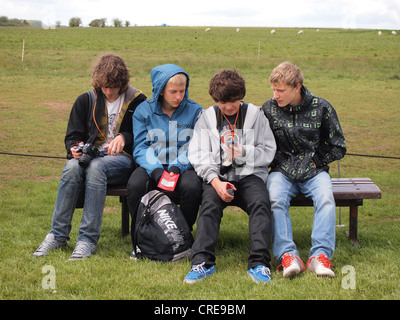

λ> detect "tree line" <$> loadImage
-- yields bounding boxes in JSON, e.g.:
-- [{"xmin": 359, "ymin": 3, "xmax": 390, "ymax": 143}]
[
  {"xmin": 0, "ymin": 16, "xmax": 132, "ymax": 28},
  {"xmin": 70, "ymin": 17, "xmax": 132, "ymax": 27}
]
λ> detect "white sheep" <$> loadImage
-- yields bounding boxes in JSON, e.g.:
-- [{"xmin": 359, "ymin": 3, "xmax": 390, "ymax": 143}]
[
  {"xmin": 316, "ymin": 29, "xmax": 320, "ymax": 32},
  {"xmin": 392, "ymin": 30, "xmax": 397, "ymax": 35},
  {"xmin": 298, "ymin": 30, "xmax": 304, "ymax": 35},
  {"xmin": 205, "ymin": 28, "xmax": 211, "ymax": 32},
  {"xmin": 378, "ymin": 31, "xmax": 382, "ymax": 36},
  {"xmin": 271, "ymin": 29, "xmax": 276, "ymax": 34},
  {"xmin": 236, "ymin": 28, "xmax": 240, "ymax": 32}
]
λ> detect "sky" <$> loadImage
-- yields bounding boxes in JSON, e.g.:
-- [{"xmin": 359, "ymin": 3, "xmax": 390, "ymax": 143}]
[{"xmin": 1, "ymin": 0, "xmax": 399, "ymax": 30}]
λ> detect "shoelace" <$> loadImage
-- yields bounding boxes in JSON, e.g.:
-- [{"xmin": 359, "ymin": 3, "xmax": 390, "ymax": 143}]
[
  {"xmin": 255, "ymin": 266, "xmax": 271, "ymax": 276},
  {"xmin": 191, "ymin": 262, "xmax": 208, "ymax": 274},
  {"xmin": 72, "ymin": 242, "xmax": 93, "ymax": 256},
  {"xmin": 306, "ymin": 254, "xmax": 332, "ymax": 269},
  {"xmin": 37, "ymin": 236, "xmax": 57, "ymax": 252},
  {"xmin": 277, "ymin": 254, "xmax": 305, "ymax": 271}
]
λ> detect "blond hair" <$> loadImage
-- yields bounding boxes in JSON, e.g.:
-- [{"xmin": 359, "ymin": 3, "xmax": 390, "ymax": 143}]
[
  {"xmin": 269, "ymin": 62, "xmax": 304, "ymax": 88},
  {"xmin": 167, "ymin": 73, "xmax": 187, "ymax": 86}
]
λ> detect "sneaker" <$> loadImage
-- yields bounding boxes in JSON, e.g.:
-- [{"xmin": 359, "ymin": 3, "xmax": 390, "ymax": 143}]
[
  {"xmin": 248, "ymin": 265, "xmax": 271, "ymax": 283},
  {"xmin": 184, "ymin": 262, "xmax": 215, "ymax": 284},
  {"xmin": 68, "ymin": 241, "xmax": 96, "ymax": 261},
  {"xmin": 306, "ymin": 254, "xmax": 335, "ymax": 278},
  {"xmin": 32, "ymin": 233, "xmax": 67, "ymax": 256},
  {"xmin": 130, "ymin": 250, "xmax": 138, "ymax": 260},
  {"xmin": 277, "ymin": 253, "xmax": 305, "ymax": 278}
]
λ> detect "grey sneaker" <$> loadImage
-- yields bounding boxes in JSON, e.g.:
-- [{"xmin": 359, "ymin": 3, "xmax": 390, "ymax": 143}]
[
  {"xmin": 68, "ymin": 241, "xmax": 96, "ymax": 260},
  {"xmin": 32, "ymin": 233, "xmax": 67, "ymax": 256}
]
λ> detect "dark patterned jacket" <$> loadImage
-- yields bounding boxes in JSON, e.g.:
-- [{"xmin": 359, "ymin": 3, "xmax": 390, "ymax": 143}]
[{"xmin": 262, "ymin": 86, "xmax": 346, "ymax": 182}]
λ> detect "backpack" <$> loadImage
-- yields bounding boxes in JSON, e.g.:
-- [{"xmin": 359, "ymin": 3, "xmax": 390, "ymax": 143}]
[{"xmin": 132, "ymin": 190, "xmax": 193, "ymax": 262}]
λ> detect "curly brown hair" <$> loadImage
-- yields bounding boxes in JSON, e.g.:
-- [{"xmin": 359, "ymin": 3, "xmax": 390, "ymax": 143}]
[
  {"xmin": 208, "ymin": 69, "xmax": 246, "ymax": 103},
  {"xmin": 91, "ymin": 53, "xmax": 130, "ymax": 94}
]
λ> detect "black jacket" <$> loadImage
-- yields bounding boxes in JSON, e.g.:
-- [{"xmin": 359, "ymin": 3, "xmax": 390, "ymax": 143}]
[
  {"xmin": 262, "ymin": 86, "xmax": 346, "ymax": 182},
  {"xmin": 64, "ymin": 85, "xmax": 146, "ymax": 159}
]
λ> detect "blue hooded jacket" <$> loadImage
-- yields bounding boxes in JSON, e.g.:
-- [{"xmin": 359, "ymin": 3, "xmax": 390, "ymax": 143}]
[{"xmin": 133, "ymin": 64, "xmax": 203, "ymax": 178}]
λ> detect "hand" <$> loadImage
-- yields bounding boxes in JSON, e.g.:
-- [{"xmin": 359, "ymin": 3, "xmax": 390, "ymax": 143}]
[
  {"xmin": 104, "ymin": 135, "xmax": 125, "ymax": 156},
  {"xmin": 70, "ymin": 143, "xmax": 83, "ymax": 159},
  {"xmin": 223, "ymin": 143, "xmax": 243, "ymax": 161},
  {"xmin": 210, "ymin": 178, "xmax": 236, "ymax": 203}
]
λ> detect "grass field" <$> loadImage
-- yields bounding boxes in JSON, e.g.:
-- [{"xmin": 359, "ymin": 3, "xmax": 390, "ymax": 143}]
[{"xmin": 0, "ymin": 26, "xmax": 399, "ymax": 302}]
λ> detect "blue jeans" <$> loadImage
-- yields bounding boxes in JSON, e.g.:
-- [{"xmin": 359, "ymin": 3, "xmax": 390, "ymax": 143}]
[
  {"xmin": 267, "ymin": 171, "xmax": 336, "ymax": 261},
  {"xmin": 50, "ymin": 154, "xmax": 134, "ymax": 245}
]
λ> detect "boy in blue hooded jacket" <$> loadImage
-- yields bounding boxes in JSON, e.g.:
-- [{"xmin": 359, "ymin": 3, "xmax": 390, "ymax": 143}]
[{"xmin": 127, "ymin": 64, "xmax": 203, "ymax": 242}]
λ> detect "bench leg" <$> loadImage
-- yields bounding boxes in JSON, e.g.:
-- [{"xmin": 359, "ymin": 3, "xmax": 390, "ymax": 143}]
[
  {"xmin": 347, "ymin": 204, "xmax": 361, "ymax": 247},
  {"xmin": 120, "ymin": 196, "xmax": 130, "ymax": 236}
]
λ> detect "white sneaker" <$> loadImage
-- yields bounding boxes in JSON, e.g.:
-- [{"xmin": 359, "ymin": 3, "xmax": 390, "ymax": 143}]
[
  {"xmin": 278, "ymin": 253, "xmax": 305, "ymax": 278},
  {"xmin": 306, "ymin": 254, "xmax": 335, "ymax": 278}
]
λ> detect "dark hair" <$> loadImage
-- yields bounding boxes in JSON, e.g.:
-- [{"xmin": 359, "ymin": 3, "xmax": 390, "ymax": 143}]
[
  {"xmin": 208, "ymin": 69, "xmax": 246, "ymax": 103},
  {"xmin": 91, "ymin": 53, "xmax": 130, "ymax": 94}
]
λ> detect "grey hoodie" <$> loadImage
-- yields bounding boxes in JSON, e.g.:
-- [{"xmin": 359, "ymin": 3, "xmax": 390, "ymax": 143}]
[{"xmin": 188, "ymin": 103, "xmax": 276, "ymax": 183}]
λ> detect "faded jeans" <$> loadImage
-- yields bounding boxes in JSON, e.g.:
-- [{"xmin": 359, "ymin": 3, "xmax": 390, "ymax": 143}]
[
  {"xmin": 50, "ymin": 154, "xmax": 134, "ymax": 245},
  {"xmin": 267, "ymin": 171, "xmax": 336, "ymax": 261}
]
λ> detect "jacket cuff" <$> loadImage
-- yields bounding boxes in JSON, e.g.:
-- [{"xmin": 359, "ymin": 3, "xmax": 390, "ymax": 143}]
[
  {"xmin": 168, "ymin": 166, "xmax": 181, "ymax": 175},
  {"xmin": 312, "ymin": 155, "xmax": 323, "ymax": 168},
  {"xmin": 151, "ymin": 168, "xmax": 164, "ymax": 183}
]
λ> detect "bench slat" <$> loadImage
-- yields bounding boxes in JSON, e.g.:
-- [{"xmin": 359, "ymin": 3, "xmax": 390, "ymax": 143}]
[{"xmin": 331, "ymin": 178, "xmax": 381, "ymax": 200}]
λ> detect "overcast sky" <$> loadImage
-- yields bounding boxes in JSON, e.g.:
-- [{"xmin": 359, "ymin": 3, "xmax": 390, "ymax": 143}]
[{"xmin": 1, "ymin": 0, "xmax": 399, "ymax": 29}]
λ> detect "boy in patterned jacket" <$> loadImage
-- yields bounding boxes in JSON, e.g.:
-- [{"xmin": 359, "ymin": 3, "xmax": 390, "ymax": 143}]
[{"xmin": 262, "ymin": 62, "xmax": 346, "ymax": 278}]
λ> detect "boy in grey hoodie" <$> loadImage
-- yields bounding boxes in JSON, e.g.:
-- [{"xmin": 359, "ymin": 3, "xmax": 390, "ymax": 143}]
[{"xmin": 185, "ymin": 69, "xmax": 276, "ymax": 284}]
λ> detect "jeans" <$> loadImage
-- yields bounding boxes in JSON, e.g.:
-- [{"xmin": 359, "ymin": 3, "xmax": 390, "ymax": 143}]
[
  {"xmin": 191, "ymin": 175, "xmax": 272, "ymax": 270},
  {"xmin": 50, "ymin": 154, "xmax": 134, "ymax": 245},
  {"xmin": 267, "ymin": 171, "xmax": 336, "ymax": 261}
]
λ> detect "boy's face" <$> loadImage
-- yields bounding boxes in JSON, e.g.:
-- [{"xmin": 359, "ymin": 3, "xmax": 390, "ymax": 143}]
[
  {"xmin": 160, "ymin": 82, "xmax": 186, "ymax": 109},
  {"xmin": 271, "ymin": 81, "xmax": 302, "ymax": 107},
  {"xmin": 217, "ymin": 100, "xmax": 241, "ymax": 116},
  {"xmin": 101, "ymin": 86, "xmax": 120, "ymax": 103}
]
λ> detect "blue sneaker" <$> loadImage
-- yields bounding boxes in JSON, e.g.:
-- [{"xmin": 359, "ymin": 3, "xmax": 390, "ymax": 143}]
[
  {"xmin": 184, "ymin": 262, "xmax": 216, "ymax": 284},
  {"xmin": 248, "ymin": 265, "xmax": 271, "ymax": 283}
]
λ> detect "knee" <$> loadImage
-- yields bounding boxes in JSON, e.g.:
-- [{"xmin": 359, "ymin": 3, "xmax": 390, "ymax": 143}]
[
  {"xmin": 315, "ymin": 192, "xmax": 335, "ymax": 209},
  {"xmin": 85, "ymin": 159, "xmax": 107, "ymax": 183},
  {"xmin": 62, "ymin": 159, "xmax": 83, "ymax": 182},
  {"xmin": 127, "ymin": 169, "xmax": 149, "ymax": 196},
  {"xmin": 180, "ymin": 171, "xmax": 201, "ymax": 193}
]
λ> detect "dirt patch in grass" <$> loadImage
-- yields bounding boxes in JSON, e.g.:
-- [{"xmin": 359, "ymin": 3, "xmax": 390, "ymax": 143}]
[{"xmin": 43, "ymin": 101, "xmax": 71, "ymax": 121}]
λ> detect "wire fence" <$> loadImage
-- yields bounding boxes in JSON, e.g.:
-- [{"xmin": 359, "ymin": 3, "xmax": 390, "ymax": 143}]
[
  {"xmin": 1, "ymin": 151, "xmax": 400, "ymax": 161},
  {"xmin": 1, "ymin": 150, "xmax": 398, "ymax": 227}
]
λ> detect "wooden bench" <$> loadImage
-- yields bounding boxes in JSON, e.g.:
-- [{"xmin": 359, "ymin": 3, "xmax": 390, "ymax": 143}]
[{"xmin": 107, "ymin": 177, "xmax": 381, "ymax": 247}]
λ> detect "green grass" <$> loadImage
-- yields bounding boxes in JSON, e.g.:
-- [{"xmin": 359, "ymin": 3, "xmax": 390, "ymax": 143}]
[{"xmin": 1, "ymin": 26, "xmax": 399, "ymax": 301}]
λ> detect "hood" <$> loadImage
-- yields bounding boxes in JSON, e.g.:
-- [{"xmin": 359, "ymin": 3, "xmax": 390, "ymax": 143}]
[{"xmin": 150, "ymin": 64, "xmax": 190, "ymax": 103}]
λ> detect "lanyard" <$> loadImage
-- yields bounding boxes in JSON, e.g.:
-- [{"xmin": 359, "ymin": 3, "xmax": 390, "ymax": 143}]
[
  {"xmin": 220, "ymin": 108, "xmax": 240, "ymax": 160},
  {"xmin": 93, "ymin": 89, "xmax": 123, "ymax": 144}
]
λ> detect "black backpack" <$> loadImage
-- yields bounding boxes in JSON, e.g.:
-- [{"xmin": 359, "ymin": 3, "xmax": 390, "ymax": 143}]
[{"xmin": 132, "ymin": 190, "xmax": 193, "ymax": 262}]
